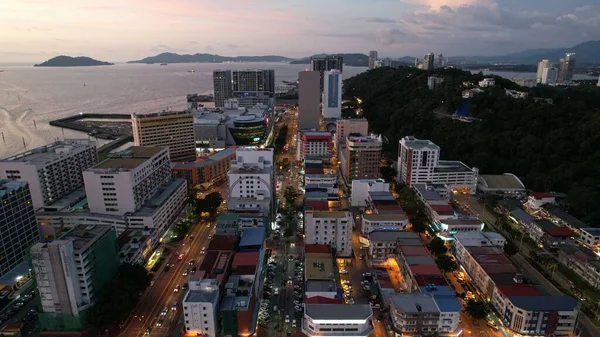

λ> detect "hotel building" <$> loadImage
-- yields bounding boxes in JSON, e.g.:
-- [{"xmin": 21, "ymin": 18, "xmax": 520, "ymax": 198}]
[
  {"xmin": 0, "ymin": 140, "xmax": 98, "ymax": 209},
  {"xmin": 304, "ymin": 210, "xmax": 352, "ymax": 257},
  {"xmin": 341, "ymin": 134, "xmax": 382, "ymax": 182},
  {"xmin": 296, "ymin": 131, "xmax": 333, "ymax": 161},
  {"xmin": 227, "ymin": 148, "xmax": 275, "ymax": 214},
  {"xmin": 212, "ymin": 69, "xmax": 275, "ymax": 108},
  {"xmin": 322, "ymin": 70, "xmax": 342, "ymax": 119},
  {"xmin": 298, "ymin": 71, "xmax": 322, "ymax": 130},
  {"xmin": 131, "ymin": 111, "xmax": 196, "ymax": 162}
]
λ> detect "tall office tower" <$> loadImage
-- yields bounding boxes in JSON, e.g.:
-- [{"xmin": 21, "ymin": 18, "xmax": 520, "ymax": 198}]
[
  {"xmin": 132, "ymin": 111, "xmax": 196, "ymax": 162},
  {"xmin": 368, "ymin": 50, "xmax": 378, "ymax": 70},
  {"xmin": 341, "ymin": 134, "xmax": 382, "ymax": 182},
  {"xmin": 557, "ymin": 53, "xmax": 576, "ymax": 83},
  {"xmin": 182, "ymin": 278, "xmax": 220, "ymax": 337},
  {"xmin": 83, "ymin": 146, "xmax": 171, "ymax": 215},
  {"xmin": 536, "ymin": 59, "xmax": 550, "ymax": 83},
  {"xmin": 0, "ymin": 140, "xmax": 97, "ymax": 209},
  {"xmin": 227, "ymin": 147, "xmax": 274, "ymax": 214},
  {"xmin": 322, "ymin": 70, "xmax": 342, "ymax": 119},
  {"xmin": 0, "ymin": 180, "xmax": 39, "ymax": 281},
  {"xmin": 541, "ymin": 67, "xmax": 558, "ymax": 85},
  {"xmin": 310, "ymin": 55, "xmax": 343, "ymax": 92},
  {"xmin": 213, "ymin": 70, "xmax": 233, "ymax": 108},
  {"xmin": 231, "ymin": 69, "xmax": 276, "ymax": 107},
  {"xmin": 298, "ymin": 71, "xmax": 321, "ymax": 130},
  {"xmin": 435, "ymin": 53, "xmax": 444, "ymax": 68},
  {"xmin": 30, "ymin": 225, "xmax": 118, "ymax": 330},
  {"xmin": 423, "ymin": 53, "xmax": 435, "ymax": 70}
]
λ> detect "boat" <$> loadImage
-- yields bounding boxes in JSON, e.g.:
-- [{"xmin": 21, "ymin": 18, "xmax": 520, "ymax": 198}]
[
  {"xmin": 188, "ymin": 69, "xmax": 195, "ymax": 73},
  {"xmin": 160, "ymin": 63, "xmax": 168, "ymax": 66},
  {"xmin": 83, "ymin": 82, "xmax": 86, "ymax": 87}
]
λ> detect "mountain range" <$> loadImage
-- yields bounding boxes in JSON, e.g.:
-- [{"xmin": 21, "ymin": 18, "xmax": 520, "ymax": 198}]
[{"xmin": 126, "ymin": 40, "xmax": 600, "ymax": 66}]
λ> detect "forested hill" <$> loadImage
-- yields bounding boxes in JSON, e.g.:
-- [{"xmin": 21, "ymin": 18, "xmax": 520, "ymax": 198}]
[{"xmin": 344, "ymin": 66, "xmax": 600, "ymax": 224}]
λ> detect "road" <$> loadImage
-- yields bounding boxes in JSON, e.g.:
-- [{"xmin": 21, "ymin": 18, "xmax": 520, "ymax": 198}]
[
  {"xmin": 118, "ymin": 219, "xmax": 215, "ymax": 337},
  {"xmin": 456, "ymin": 194, "xmax": 599, "ymax": 337}
]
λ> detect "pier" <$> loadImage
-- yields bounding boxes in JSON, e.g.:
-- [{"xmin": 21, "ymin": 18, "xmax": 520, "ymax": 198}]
[{"xmin": 49, "ymin": 113, "xmax": 132, "ymax": 140}]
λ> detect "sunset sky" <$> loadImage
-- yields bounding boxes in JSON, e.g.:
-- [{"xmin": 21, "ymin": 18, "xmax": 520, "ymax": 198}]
[{"xmin": 1, "ymin": 0, "xmax": 599, "ymax": 62}]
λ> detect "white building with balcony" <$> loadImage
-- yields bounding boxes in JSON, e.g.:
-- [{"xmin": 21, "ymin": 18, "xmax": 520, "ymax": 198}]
[
  {"xmin": 350, "ymin": 179, "xmax": 389, "ymax": 207},
  {"xmin": 305, "ymin": 210, "xmax": 352, "ymax": 257},
  {"xmin": 302, "ymin": 304, "xmax": 373, "ymax": 337},
  {"xmin": 227, "ymin": 148, "xmax": 274, "ymax": 214},
  {"xmin": 361, "ymin": 214, "xmax": 408, "ymax": 235},
  {"xmin": 183, "ymin": 278, "xmax": 220, "ymax": 337},
  {"xmin": 479, "ymin": 78, "xmax": 495, "ymax": 87}
]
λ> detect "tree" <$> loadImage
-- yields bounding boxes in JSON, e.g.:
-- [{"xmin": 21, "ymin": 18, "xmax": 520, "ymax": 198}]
[
  {"xmin": 196, "ymin": 192, "xmax": 223, "ymax": 215},
  {"xmin": 435, "ymin": 255, "xmax": 458, "ymax": 272},
  {"xmin": 465, "ymin": 299, "xmax": 489, "ymax": 320},
  {"xmin": 380, "ymin": 165, "xmax": 397, "ymax": 183},
  {"xmin": 429, "ymin": 237, "xmax": 447, "ymax": 255},
  {"xmin": 503, "ymin": 240, "xmax": 519, "ymax": 257},
  {"xmin": 410, "ymin": 218, "xmax": 427, "ymax": 233},
  {"xmin": 284, "ymin": 186, "xmax": 299, "ymax": 208}
]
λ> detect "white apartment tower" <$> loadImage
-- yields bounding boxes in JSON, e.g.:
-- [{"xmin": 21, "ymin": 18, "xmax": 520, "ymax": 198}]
[
  {"xmin": 536, "ymin": 60, "xmax": 550, "ymax": 83},
  {"xmin": 541, "ymin": 67, "xmax": 558, "ymax": 85},
  {"xmin": 227, "ymin": 148, "xmax": 275, "ymax": 214},
  {"xmin": 304, "ymin": 210, "xmax": 353, "ymax": 257},
  {"xmin": 131, "ymin": 111, "xmax": 196, "ymax": 162},
  {"xmin": 183, "ymin": 278, "xmax": 220, "ymax": 337},
  {"xmin": 368, "ymin": 51, "xmax": 378, "ymax": 70},
  {"xmin": 322, "ymin": 70, "xmax": 342, "ymax": 119},
  {"xmin": 0, "ymin": 140, "xmax": 98, "ymax": 209},
  {"xmin": 83, "ymin": 146, "xmax": 171, "ymax": 215},
  {"xmin": 397, "ymin": 136, "xmax": 478, "ymax": 194}
]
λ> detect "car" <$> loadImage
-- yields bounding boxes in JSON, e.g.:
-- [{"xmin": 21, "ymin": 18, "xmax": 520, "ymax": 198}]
[
  {"xmin": 145, "ymin": 327, "xmax": 152, "ymax": 336},
  {"xmin": 285, "ymin": 315, "xmax": 290, "ymax": 323},
  {"xmin": 188, "ymin": 259, "xmax": 195, "ymax": 266},
  {"xmin": 182, "ymin": 283, "xmax": 189, "ymax": 290},
  {"xmin": 161, "ymin": 307, "xmax": 168, "ymax": 316},
  {"xmin": 201, "ymin": 247, "xmax": 206, "ymax": 254},
  {"xmin": 178, "ymin": 254, "xmax": 184, "ymax": 260},
  {"xmin": 191, "ymin": 266, "xmax": 197, "ymax": 273},
  {"xmin": 174, "ymin": 285, "xmax": 180, "ymax": 292},
  {"xmin": 340, "ymin": 269, "xmax": 349, "ymax": 275},
  {"xmin": 292, "ymin": 320, "xmax": 297, "ymax": 328},
  {"xmin": 273, "ymin": 288, "xmax": 279, "ymax": 295},
  {"xmin": 208, "ymin": 234, "xmax": 213, "ymax": 240},
  {"xmin": 362, "ymin": 272, "xmax": 372, "ymax": 277},
  {"xmin": 171, "ymin": 302, "xmax": 178, "ymax": 311},
  {"xmin": 156, "ymin": 318, "xmax": 164, "ymax": 327},
  {"xmin": 183, "ymin": 269, "xmax": 188, "ymax": 276}
]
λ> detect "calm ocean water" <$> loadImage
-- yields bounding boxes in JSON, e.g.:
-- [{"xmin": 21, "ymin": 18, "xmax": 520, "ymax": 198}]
[{"xmin": 0, "ymin": 63, "xmax": 367, "ymax": 158}]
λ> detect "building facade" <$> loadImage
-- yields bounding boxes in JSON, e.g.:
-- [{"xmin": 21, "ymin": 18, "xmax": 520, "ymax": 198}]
[
  {"xmin": 361, "ymin": 214, "xmax": 408, "ymax": 235},
  {"xmin": 131, "ymin": 111, "xmax": 196, "ymax": 162},
  {"xmin": 350, "ymin": 179, "xmax": 389, "ymax": 207},
  {"xmin": 557, "ymin": 53, "xmax": 576, "ymax": 84},
  {"xmin": 0, "ymin": 180, "xmax": 39, "ymax": 282},
  {"xmin": 304, "ymin": 210, "xmax": 352, "ymax": 257},
  {"xmin": 183, "ymin": 278, "xmax": 220, "ymax": 337},
  {"xmin": 368, "ymin": 51, "xmax": 378, "ymax": 70},
  {"xmin": 171, "ymin": 147, "xmax": 236, "ymax": 188},
  {"xmin": 423, "ymin": 53, "xmax": 434, "ymax": 71},
  {"xmin": 0, "ymin": 140, "xmax": 98, "ymax": 209},
  {"xmin": 302, "ymin": 304, "xmax": 373, "ymax": 337},
  {"xmin": 30, "ymin": 225, "xmax": 119, "ymax": 331},
  {"xmin": 296, "ymin": 131, "xmax": 333, "ymax": 161},
  {"xmin": 298, "ymin": 71, "xmax": 322, "ymax": 131},
  {"xmin": 310, "ymin": 56, "xmax": 344, "ymax": 92},
  {"xmin": 341, "ymin": 134, "xmax": 382, "ymax": 182},
  {"xmin": 213, "ymin": 69, "xmax": 275, "ymax": 108},
  {"xmin": 397, "ymin": 136, "xmax": 478, "ymax": 194},
  {"xmin": 213, "ymin": 70, "xmax": 233, "ymax": 108},
  {"xmin": 227, "ymin": 148, "xmax": 274, "ymax": 215},
  {"xmin": 84, "ymin": 146, "xmax": 171, "ymax": 215},
  {"xmin": 322, "ymin": 70, "xmax": 342, "ymax": 119}
]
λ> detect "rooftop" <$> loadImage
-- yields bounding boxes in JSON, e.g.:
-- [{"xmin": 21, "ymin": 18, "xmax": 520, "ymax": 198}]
[
  {"xmin": 362, "ymin": 213, "xmax": 408, "ymax": 222},
  {"xmin": 57, "ymin": 224, "xmax": 112, "ymax": 252},
  {"xmin": 304, "ymin": 200, "xmax": 329, "ymax": 211},
  {"xmin": 207, "ymin": 235, "xmax": 239, "ymax": 252},
  {"xmin": 232, "ymin": 251, "xmax": 259, "ymax": 267},
  {"xmin": 542, "ymin": 204, "xmax": 587, "ymax": 229},
  {"xmin": 581, "ymin": 228, "xmax": 600, "ymax": 236},
  {"xmin": 133, "ymin": 110, "xmax": 192, "ymax": 119},
  {"xmin": 0, "ymin": 139, "xmax": 95, "ymax": 164},
  {"xmin": 92, "ymin": 146, "xmax": 165, "ymax": 170},
  {"xmin": 399, "ymin": 245, "xmax": 432, "ymax": 256},
  {"xmin": 530, "ymin": 192, "xmax": 554, "ymax": 199},
  {"xmin": 401, "ymin": 137, "xmax": 440, "ymax": 151},
  {"xmin": 171, "ymin": 148, "xmax": 236, "ymax": 169},
  {"xmin": 305, "ymin": 296, "xmax": 344, "ymax": 304},
  {"xmin": 508, "ymin": 295, "xmax": 578, "ymax": 311},
  {"xmin": 429, "ymin": 203, "xmax": 455, "ymax": 215},
  {"xmin": 404, "ymin": 255, "xmax": 436, "ymax": 265},
  {"xmin": 306, "ymin": 279, "xmax": 336, "ymax": 293},
  {"xmin": 434, "ymin": 160, "xmax": 473, "ymax": 173},
  {"xmin": 413, "ymin": 183, "xmax": 443, "ymax": 201},
  {"xmin": 305, "ymin": 244, "xmax": 331, "ymax": 254},
  {"xmin": 239, "ymin": 227, "xmax": 265, "ymax": 247},
  {"xmin": 478, "ymin": 174, "xmax": 526, "ymax": 190},
  {"xmin": 391, "ymin": 293, "xmax": 439, "ymax": 313},
  {"xmin": 510, "ymin": 208, "xmax": 535, "ymax": 224},
  {"xmin": 305, "ymin": 304, "xmax": 372, "ymax": 321},
  {"xmin": 497, "ymin": 284, "xmax": 544, "ymax": 297},
  {"xmin": 498, "ymin": 199, "xmax": 524, "ymax": 211},
  {"xmin": 368, "ymin": 191, "xmax": 396, "ymax": 201},
  {"xmin": 369, "ymin": 231, "xmax": 419, "ymax": 242},
  {"xmin": 543, "ymin": 226, "xmax": 578, "ymax": 237},
  {"xmin": 409, "ymin": 264, "xmax": 442, "ymax": 276},
  {"xmin": 309, "ymin": 210, "xmax": 350, "ymax": 219},
  {"xmin": 136, "ymin": 179, "xmax": 186, "ymax": 216},
  {"xmin": 305, "ymin": 252, "xmax": 334, "ymax": 280}
]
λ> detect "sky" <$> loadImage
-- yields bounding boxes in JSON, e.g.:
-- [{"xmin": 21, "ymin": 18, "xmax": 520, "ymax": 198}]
[{"xmin": 1, "ymin": 0, "xmax": 600, "ymax": 63}]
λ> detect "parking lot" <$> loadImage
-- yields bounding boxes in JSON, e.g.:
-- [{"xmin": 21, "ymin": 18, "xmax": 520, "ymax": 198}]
[{"xmin": 0, "ymin": 288, "xmax": 39, "ymax": 336}]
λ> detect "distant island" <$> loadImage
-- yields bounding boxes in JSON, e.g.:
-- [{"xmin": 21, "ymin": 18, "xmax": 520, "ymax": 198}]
[
  {"xmin": 34, "ymin": 56, "xmax": 114, "ymax": 67},
  {"xmin": 290, "ymin": 53, "xmax": 370, "ymax": 67},
  {"xmin": 127, "ymin": 52, "xmax": 294, "ymax": 64}
]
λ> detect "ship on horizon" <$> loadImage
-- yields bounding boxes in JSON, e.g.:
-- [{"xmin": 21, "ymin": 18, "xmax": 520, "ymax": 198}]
[{"xmin": 160, "ymin": 63, "xmax": 168, "ymax": 66}]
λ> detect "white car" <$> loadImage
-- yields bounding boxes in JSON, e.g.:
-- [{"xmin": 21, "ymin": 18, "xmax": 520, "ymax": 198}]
[{"xmin": 285, "ymin": 315, "xmax": 290, "ymax": 323}]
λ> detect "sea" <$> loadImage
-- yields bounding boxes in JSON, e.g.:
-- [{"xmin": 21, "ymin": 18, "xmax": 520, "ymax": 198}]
[{"xmin": 0, "ymin": 62, "xmax": 367, "ymax": 158}]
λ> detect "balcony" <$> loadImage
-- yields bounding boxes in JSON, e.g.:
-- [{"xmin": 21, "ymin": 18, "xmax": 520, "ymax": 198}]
[{"xmin": 301, "ymin": 320, "xmax": 374, "ymax": 337}]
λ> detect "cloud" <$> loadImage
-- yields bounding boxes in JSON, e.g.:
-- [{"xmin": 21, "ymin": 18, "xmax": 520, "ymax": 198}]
[
  {"xmin": 360, "ymin": 17, "xmax": 399, "ymax": 24},
  {"xmin": 399, "ymin": 0, "xmax": 492, "ymax": 9},
  {"xmin": 299, "ymin": 29, "xmax": 370, "ymax": 39},
  {"xmin": 189, "ymin": 41, "xmax": 199, "ymax": 45},
  {"xmin": 375, "ymin": 27, "xmax": 406, "ymax": 45},
  {"xmin": 226, "ymin": 43, "xmax": 240, "ymax": 49}
]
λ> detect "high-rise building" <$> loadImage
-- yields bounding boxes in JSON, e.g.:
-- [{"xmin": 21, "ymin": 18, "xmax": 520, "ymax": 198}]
[
  {"xmin": 381, "ymin": 58, "xmax": 400, "ymax": 68},
  {"xmin": 132, "ymin": 110, "xmax": 196, "ymax": 162},
  {"xmin": 536, "ymin": 59, "xmax": 550, "ymax": 83},
  {"xmin": 212, "ymin": 69, "xmax": 275, "ymax": 108},
  {"xmin": 541, "ymin": 67, "xmax": 558, "ymax": 85},
  {"xmin": 310, "ymin": 56, "xmax": 343, "ymax": 92},
  {"xmin": 423, "ymin": 53, "xmax": 435, "ymax": 71},
  {"xmin": 397, "ymin": 136, "xmax": 478, "ymax": 193},
  {"xmin": 182, "ymin": 278, "xmax": 220, "ymax": 337},
  {"xmin": 83, "ymin": 146, "xmax": 171, "ymax": 215},
  {"xmin": 0, "ymin": 180, "xmax": 39, "ymax": 282},
  {"xmin": 335, "ymin": 118, "xmax": 368, "ymax": 149},
  {"xmin": 227, "ymin": 148, "xmax": 274, "ymax": 214},
  {"xmin": 435, "ymin": 53, "xmax": 444, "ymax": 68},
  {"xmin": 30, "ymin": 225, "xmax": 118, "ymax": 331},
  {"xmin": 322, "ymin": 70, "xmax": 342, "ymax": 119},
  {"xmin": 341, "ymin": 134, "xmax": 382, "ymax": 182},
  {"xmin": 298, "ymin": 71, "xmax": 321, "ymax": 130},
  {"xmin": 597, "ymin": 74, "xmax": 600, "ymax": 87},
  {"xmin": 296, "ymin": 131, "xmax": 332, "ymax": 161},
  {"xmin": 304, "ymin": 210, "xmax": 353, "ymax": 256},
  {"xmin": 557, "ymin": 53, "xmax": 576, "ymax": 83},
  {"xmin": 0, "ymin": 140, "xmax": 98, "ymax": 209},
  {"xmin": 368, "ymin": 51, "xmax": 378, "ymax": 70},
  {"xmin": 213, "ymin": 70, "xmax": 233, "ymax": 108}
]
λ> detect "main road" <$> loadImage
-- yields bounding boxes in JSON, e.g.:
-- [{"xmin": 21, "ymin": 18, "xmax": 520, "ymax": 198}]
[{"xmin": 118, "ymin": 219, "xmax": 215, "ymax": 337}]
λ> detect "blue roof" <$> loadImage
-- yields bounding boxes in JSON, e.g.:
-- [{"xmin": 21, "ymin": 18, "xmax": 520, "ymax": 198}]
[
  {"xmin": 508, "ymin": 296, "xmax": 578, "ymax": 311},
  {"xmin": 510, "ymin": 208, "xmax": 534, "ymax": 224},
  {"xmin": 434, "ymin": 296, "xmax": 463, "ymax": 312},
  {"xmin": 239, "ymin": 227, "xmax": 265, "ymax": 247},
  {"xmin": 453, "ymin": 100, "xmax": 471, "ymax": 117}
]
